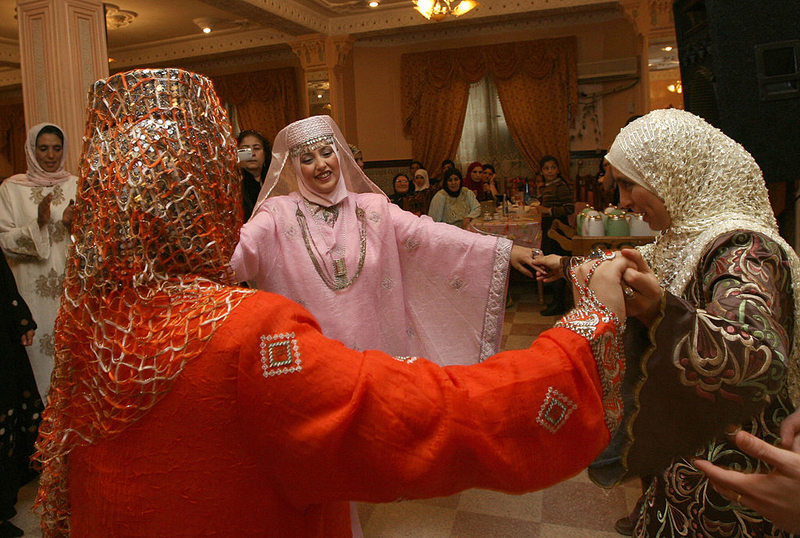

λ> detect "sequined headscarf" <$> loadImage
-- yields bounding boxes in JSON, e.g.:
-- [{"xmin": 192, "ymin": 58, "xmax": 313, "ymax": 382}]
[
  {"xmin": 252, "ymin": 115, "xmax": 385, "ymax": 211},
  {"xmin": 606, "ymin": 108, "xmax": 800, "ymax": 401},
  {"xmin": 34, "ymin": 68, "xmax": 254, "ymax": 537}
]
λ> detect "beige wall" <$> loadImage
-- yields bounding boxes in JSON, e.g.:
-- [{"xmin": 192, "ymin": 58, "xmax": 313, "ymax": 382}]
[{"xmin": 350, "ymin": 15, "xmax": 641, "ymax": 164}]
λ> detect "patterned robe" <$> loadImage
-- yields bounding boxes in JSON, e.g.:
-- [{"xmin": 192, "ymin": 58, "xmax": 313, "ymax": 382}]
[
  {"xmin": 591, "ymin": 231, "xmax": 797, "ymax": 537},
  {"xmin": 0, "ymin": 178, "xmax": 77, "ymax": 397}
]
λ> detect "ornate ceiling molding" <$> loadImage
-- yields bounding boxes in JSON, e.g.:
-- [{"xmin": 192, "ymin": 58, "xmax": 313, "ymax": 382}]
[
  {"xmin": 229, "ymin": 0, "xmax": 330, "ymax": 35},
  {"xmin": 110, "ymin": 27, "xmax": 290, "ymax": 68},
  {"xmin": 0, "ymin": 67, "xmax": 20, "ymax": 87},
  {"xmin": 0, "ymin": 38, "xmax": 19, "ymax": 67},
  {"xmin": 328, "ymin": 0, "xmax": 618, "ymax": 36},
  {"xmin": 354, "ymin": 3, "xmax": 623, "ymax": 46}
]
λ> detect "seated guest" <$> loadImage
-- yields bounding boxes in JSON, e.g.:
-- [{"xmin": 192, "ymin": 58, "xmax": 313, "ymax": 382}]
[
  {"xmin": 36, "ymin": 67, "xmax": 645, "ymax": 538},
  {"xmin": 463, "ymin": 161, "xmax": 483, "ymax": 193},
  {"xmin": 429, "ymin": 167, "xmax": 481, "ymax": 228},
  {"xmin": 409, "ymin": 160, "xmax": 423, "ymax": 179},
  {"xmin": 237, "ymin": 130, "xmax": 270, "ymax": 221},
  {"xmin": 389, "ymin": 172, "xmax": 413, "ymax": 206},
  {"xmin": 404, "ymin": 168, "xmax": 435, "ymax": 216},
  {"xmin": 479, "ymin": 163, "xmax": 499, "ymax": 202}
]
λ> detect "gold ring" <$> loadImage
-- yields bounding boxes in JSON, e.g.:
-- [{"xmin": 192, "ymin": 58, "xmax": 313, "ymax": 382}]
[{"xmin": 623, "ymin": 286, "xmax": 636, "ymax": 299}]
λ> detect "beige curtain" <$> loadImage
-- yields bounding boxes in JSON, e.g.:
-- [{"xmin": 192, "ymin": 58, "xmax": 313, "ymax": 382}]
[
  {"xmin": 401, "ymin": 37, "xmax": 577, "ymax": 176},
  {"xmin": 0, "ymin": 103, "xmax": 26, "ymax": 179},
  {"xmin": 212, "ymin": 67, "xmax": 303, "ymax": 143}
]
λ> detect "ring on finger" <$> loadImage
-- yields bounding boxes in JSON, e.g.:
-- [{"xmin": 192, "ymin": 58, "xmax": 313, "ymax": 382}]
[{"xmin": 623, "ymin": 286, "xmax": 636, "ymax": 299}]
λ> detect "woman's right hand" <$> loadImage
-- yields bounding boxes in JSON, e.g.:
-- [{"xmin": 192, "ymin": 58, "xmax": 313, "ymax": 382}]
[
  {"xmin": 38, "ymin": 193, "xmax": 53, "ymax": 227},
  {"xmin": 619, "ymin": 248, "xmax": 663, "ymax": 326},
  {"xmin": 532, "ymin": 254, "xmax": 563, "ymax": 283},
  {"xmin": 575, "ymin": 255, "xmax": 634, "ymax": 322}
]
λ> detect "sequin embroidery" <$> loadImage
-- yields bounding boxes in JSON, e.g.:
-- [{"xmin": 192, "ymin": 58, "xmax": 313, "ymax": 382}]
[
  {"xmin": 260, "ymin": 332, "xmax": 302, "ymax": 377},
  {"xmin": 537, "ymin": 387, "xmax": 577, "ymax": 433}
]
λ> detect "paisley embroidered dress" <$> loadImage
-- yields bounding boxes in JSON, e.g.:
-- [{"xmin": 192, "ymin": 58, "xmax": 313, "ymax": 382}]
[
  {"xmin": 589, "ymin": 109, "xmax": 800, "ymax": 538},
  {"xmin": 0, "ymin": 152, "xmax": 77, "ymax": 399}
]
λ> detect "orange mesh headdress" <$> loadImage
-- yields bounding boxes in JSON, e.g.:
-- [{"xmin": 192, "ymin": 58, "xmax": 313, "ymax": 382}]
[{"xmin": 34, "ymin": 68, "xmax": 254, "ymax": 536}]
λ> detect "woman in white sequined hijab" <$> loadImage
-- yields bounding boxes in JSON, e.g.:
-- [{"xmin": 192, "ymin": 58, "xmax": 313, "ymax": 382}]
[{"xmin": 592, "ymin": 108, "xmax": 800, "ymax": 538}]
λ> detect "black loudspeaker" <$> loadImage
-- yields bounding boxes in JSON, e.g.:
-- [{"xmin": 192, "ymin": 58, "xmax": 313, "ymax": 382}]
[{"xmin": 673, "ymin": 0, "xmax": 800, "ymax": 183}]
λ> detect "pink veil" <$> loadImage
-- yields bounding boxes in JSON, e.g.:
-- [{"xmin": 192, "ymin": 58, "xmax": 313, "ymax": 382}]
[{"xmin": 251, "ymin": 115, "xmax": 385, "ymax": 215}]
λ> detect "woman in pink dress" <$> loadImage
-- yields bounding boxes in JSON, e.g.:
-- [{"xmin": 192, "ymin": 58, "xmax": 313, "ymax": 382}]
[{"xmin": 232, "ymin": 116, "xmax": 536, "ymax": 367}]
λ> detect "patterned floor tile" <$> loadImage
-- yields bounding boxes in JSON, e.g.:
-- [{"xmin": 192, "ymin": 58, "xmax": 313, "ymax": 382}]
[
  {"xmin": 457, "ymin": 489, "xmax": 542, "ymax": 522},
  {"xmin": 540, "ymin": 479, "xmax": 628, "ymax": 532},
  {"xmin": 361, "ymin": 501, "xmax": 456, "ymax": 538},
  {"xmin": 450, "ymin": 511, "xmax": 540, "ymax": 538}
]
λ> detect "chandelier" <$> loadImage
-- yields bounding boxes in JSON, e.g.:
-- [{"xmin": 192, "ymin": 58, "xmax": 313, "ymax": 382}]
[{"xmin": 413, "ymin": 0, "xmax": 479, "ymax": 21}]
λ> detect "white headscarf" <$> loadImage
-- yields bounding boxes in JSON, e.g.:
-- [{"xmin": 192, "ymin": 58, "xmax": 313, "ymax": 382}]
[
  {"xmin": 413, "ymin": 169, "xmax": 430, "ymax": 191},
  {"xmin": 7, "ymin": 122, "xmax": 73, "ymax": 187},
  {"xmin": 252, "ymin": 116, "xmax": 385, "ymax": 211},
  {"xmin": 607, "ymin": 108, "xmax": 800, "ymax": 402}
]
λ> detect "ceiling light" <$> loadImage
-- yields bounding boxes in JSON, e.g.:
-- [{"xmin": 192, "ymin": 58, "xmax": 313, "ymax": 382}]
[
  {"xmin": 105, "ymin": 4, "xmax": 137, "ymax": 30},
  {"xmin": 662, "ymin": 46, "xmax": 674, "ymax": 52},
  {"xmin": 668, "ymin": 81, "xmax": 682, "ymax": 93},
  {"xmin": 192, "ymin": 17, "xmax": 250, "ymax": 35},
  {"xmin": 414, "ymin": 0, "xmax": 478, "ymax": 21},
  {"xmin": 368, "ymin": 0, "xmax": 380, "ymax": 6}
]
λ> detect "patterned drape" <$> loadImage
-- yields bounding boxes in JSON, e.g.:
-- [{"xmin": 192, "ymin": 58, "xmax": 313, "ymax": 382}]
[
  {"xmin": 401, "ymin": 37, "xmax": 577, "ymax": 176},
  {"xmin": 0, "ymin": 103, "xmax": 26, "ymax": 179},
  {"xmin": 212, "ymin": 67, "xmax": 303, "ymax": 143}
]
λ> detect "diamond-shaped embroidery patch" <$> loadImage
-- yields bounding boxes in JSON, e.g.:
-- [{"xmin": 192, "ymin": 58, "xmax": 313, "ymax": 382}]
[
  {"xmin": 537, "ymin": 387, "xmax": 577, "ymax": 433},
  {"xmin": 261, "ymin": 333, "xmax": 301, "ymax": 377}
]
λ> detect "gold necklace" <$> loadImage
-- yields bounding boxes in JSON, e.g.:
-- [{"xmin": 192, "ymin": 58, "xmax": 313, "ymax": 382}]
[{"xmin": 296, "ymin": 202, "xmax": 367, "ymax": 291}]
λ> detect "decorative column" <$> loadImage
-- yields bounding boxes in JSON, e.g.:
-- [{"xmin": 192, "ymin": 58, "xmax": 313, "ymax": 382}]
[
  {"xmin": 290, "ymin": 34, "xmax": 355, "ymax": 133},
  {"xmin": 17, "ymin": 0, "xmax": 109, "ymax": 174}
]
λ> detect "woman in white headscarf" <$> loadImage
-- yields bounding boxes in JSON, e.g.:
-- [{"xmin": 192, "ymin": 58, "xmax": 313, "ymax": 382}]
[
  {"xmin": 0, "ymin": 123, "xmax": 77, "ymax": 398},
  {"xmin": 563, "ymin": 109, "xmax": 798, "ymax": 537},
  {"xmin": 233, "ymin": 116, "xmax": 536, "ymax": 367}
]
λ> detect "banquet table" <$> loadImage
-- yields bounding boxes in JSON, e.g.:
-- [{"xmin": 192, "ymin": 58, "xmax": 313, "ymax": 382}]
[
  {"xmin": 469, "ymin": 211, "xmax": 542, "ymax": 250},
  {"xmin": 469, "ymin": 210, "xmax": 544, "ymax": 303}
]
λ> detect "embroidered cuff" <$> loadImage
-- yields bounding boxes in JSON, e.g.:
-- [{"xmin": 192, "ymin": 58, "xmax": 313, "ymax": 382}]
[{"xmin": 555, "ymin": 290, "xmax": 625, "ymax": 436}]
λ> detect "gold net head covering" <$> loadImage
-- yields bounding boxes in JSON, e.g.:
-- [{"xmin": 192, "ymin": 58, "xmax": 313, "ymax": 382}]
[
  {"xmin": 34, "ymin": 68, "xmax": 254, "ymax": 536},
  {"xmin": 607, "ymin": 108, "xmax": 800, "ymax": 404}
]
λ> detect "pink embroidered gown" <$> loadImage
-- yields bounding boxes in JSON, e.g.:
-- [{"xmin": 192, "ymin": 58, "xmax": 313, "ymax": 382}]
[{"xmin": 232, "ymin": 191, "xmax": 511, "ymax": 366}]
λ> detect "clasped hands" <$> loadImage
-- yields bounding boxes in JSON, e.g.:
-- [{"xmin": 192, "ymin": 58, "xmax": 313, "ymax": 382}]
[{"xmin": 532, "ymin": 249, "xmax": 662, "ymax": 325}]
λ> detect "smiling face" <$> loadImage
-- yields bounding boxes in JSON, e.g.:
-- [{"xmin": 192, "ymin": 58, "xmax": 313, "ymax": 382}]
[
  {"xmin": 541, "ymin": 160, "xmax": 559, "ymax": 182},
  {"xmin": 35, "ymin": 132, "xmax": 64, "ymax": 173},
  {"xmin": 299, "ymin": 144, "xmax": 340, "ymax": 195},
  {"xmin": 394, "ymin": 174, "xmax": 410, "ymax": 195},
  {"xmin": 611, "ymin": 165, "xmax": 671, "ymax": 230},
  {"xmin": 447, "ymin": 174, "xmax": 461, "ymax": 192},
  {"xmin": 237, "ymin": 134, "xmax": 266, "ymax": 175}
]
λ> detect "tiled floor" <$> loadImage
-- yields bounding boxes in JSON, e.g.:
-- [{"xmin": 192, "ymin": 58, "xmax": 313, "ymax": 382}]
[
  {"xmin": 357, "ymin": 279, "xmax": 638, "ymax": 537},
  {"xmin": 9, "ymin": 279, "xmax": 637, "ymax": 538}
]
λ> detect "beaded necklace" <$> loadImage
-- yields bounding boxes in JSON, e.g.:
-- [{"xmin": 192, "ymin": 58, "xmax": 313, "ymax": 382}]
[{"xmin": 296, "ymin": 200, "xmax": 367, "ymax": 291}]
